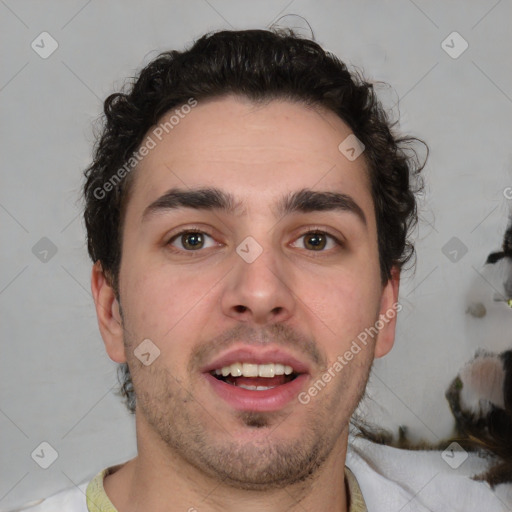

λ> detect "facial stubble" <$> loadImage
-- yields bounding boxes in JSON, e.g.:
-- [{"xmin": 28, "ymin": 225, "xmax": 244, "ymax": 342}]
[{"xmin": 129, "ymin": 343, "xmax": 372, "ymax": 491}]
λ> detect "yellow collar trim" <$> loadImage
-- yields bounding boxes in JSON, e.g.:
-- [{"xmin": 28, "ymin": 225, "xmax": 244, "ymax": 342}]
[
  {"xmin": 86, "ymin": 465, "xmax": 121, "ymax": 512},
  {"xmin": 345, "ymin": 466, "xmax": 368, "ymax": 512},
  {"xmin": 85, "ymin": 464, "xmax": 366, "ymax": 512}
]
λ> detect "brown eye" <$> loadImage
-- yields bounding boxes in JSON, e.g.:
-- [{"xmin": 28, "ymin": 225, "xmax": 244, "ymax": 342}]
[
  {"xmin": 303, "ymin": 232, "xmax": 328, "ymax": 251},
  {"xmin": 181, "ymin": 232, "xmax": 204, "ymax": 250},
  {"xmin": 291, "ymin": 231, "xmax": 341, "ymax": 252},
  {"xmin": 168, "ymin": 230, "xmax": 216, "ymax": 251}
]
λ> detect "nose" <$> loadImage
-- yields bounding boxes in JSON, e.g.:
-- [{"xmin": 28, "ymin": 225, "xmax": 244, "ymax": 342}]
[{"xmin": 221, "ymin": 244, "xmax": 296, "ymax": 325}]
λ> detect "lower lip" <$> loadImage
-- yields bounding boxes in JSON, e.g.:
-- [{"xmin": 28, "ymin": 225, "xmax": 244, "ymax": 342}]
[{"xmin": 203, "ymin": 373, "xmax": 309, "ymax": 412}]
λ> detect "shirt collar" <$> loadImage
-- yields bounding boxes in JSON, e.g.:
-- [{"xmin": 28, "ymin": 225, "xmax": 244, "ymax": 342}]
[{"xmin": 86, "ymin": 464, "xmax": 367, "ymax": 512}]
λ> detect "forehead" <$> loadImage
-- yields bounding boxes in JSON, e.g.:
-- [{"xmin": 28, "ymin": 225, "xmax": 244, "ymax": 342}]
[{"xmin": 126, "ymin": 95, "xmax": 373, "ymax": 222}]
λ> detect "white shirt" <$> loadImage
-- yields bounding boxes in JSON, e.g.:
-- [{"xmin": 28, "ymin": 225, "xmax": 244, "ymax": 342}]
[{"xmin": 12, "ymin": 436, "xmax": 512, "ymax": 512}]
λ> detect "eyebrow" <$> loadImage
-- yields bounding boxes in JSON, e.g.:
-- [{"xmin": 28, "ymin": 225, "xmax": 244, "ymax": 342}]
[{"xmin": 142, "ymin": 186, "xmax": 367, "ymax": 226}]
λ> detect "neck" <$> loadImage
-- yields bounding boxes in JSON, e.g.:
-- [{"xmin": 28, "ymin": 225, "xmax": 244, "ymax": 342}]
[{"xmin": 104, "ymin": 416, "xmax": 350, "ymax": 512}]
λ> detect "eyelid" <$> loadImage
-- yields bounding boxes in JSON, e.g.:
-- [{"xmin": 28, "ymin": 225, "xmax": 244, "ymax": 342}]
[
  {"xmin": 294, "ymin": 225, "xmax": 345, "ymax": 242},
  {"xmin": 166, "ymin": 224, "xmax": 217, "ymax": 241},
  {"xmin": 165, "ymin": 226, "xmax": 221, "ymax": 251},
  {"xmin": 291, "ymin": 226, "xmax": 345, "ymax": 250}
]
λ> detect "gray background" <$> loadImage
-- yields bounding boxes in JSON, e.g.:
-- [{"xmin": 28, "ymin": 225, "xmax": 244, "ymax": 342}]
[{"xmin": 1, "ymin": 0, "xmax": 512, "ymax": 509}]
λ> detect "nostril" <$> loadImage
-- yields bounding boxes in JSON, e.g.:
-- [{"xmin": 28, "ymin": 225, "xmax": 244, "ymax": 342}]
[{"xmin": 235, "ymin": 305, "xmax": 247, "ymax": 313}]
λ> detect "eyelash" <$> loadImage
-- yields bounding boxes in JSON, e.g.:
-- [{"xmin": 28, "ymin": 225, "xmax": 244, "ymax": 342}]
[{"xmin": 165, "ymin": 227, "xmax": 344, "ymax": 255}]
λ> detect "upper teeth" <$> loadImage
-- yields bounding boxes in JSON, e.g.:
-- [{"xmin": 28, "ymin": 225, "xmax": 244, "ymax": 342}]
[{"xmin": 214, "ymin": 362, "xmax": 294, "ymax": 378}]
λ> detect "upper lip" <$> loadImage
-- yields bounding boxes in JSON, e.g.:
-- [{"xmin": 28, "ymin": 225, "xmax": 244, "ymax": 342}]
[{"xmin": 201, "ymin": 346, "xmax": 312, "ymax": 375}]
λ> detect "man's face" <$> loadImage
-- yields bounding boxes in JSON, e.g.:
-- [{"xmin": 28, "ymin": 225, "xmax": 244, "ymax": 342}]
[{"xmin": 99, "ymin": 96, "xmax": 398, "ymax": 489}]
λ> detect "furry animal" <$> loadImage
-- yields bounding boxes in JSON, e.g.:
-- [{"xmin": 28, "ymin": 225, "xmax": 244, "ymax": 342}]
[
  {"xmin": 487, "ymin": 219, "xmax": 512, "ymax": 303},
  {"xmin": 486, "ymin": 221, "xmax": 512, "ymax": 265},
  {"xmin": 357, "ymin": 223, "xmax": 512, "ymax": 485},
  {"xmin": 446, "ymin": 350, "xmax": 512, "ymax": 486},
  {"xmin": 355, "ymin": 350, "xmax": 512, "ymax": 487}
]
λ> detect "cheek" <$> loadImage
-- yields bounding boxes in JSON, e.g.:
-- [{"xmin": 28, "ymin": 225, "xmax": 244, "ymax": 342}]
[
  {"xmin": 119, "ymin": 258, "xmax": 216, "ymax": 345},
  {"xmin": 299, "ymin": 266, "xmax": 381, "ymax": 342}
]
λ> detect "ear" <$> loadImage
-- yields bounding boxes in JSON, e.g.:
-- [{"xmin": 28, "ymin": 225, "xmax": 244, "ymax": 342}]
[
  {"xmin": 374, "ymin": 266, "xmax": 401, "ymax": 359},
  {"xmin": 91, "ymin": 261, "xmax": 126, "ymax": 363}
]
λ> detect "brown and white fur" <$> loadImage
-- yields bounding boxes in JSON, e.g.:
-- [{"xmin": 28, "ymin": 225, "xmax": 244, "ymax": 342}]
[{"xmin": 355, "ymin": 349, "xmax": 512, "ymax": 487}]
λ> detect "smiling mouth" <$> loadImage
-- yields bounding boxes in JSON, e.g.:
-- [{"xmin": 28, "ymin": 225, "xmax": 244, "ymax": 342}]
[
  {"xmin": 210, "ymin": 362, "xmax": 300, "ymax": 390},
  {"xmin": 212, "ymin": 374, "xmax": 299, "ymax": 390},
  {"xmin": 205, "ymin": 361, "xmax": 309, "ymax": 412}
]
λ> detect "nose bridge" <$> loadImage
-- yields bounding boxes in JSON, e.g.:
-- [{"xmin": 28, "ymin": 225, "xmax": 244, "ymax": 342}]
[
  {"xmin": 238, "ymin": 239, "xmax": 283, "ymax": 292},
  {"xmin": 221, "ymin": 234, "xmax": 296, "ymax": 324}
]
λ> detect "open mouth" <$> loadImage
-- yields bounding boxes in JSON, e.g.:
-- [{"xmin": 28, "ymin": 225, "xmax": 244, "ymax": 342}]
[
  {"xmin": 209, "ymin": 362, "xmax": 300, "ymax": 391},
  {"xmin": 211, "ymin": 372, "xmax": 299, "ymax": 390},
  {"xmin": 204, "ymin": 360, "xmax": 309, "ymax": 411}
]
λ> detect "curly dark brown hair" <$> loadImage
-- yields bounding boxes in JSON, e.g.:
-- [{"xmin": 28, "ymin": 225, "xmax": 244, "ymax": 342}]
[{"xmin": 83, "ymin": 28, "xmax": 426, "ymax": 413}]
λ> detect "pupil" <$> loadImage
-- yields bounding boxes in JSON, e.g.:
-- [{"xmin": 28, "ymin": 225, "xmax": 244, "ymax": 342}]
[{"xmin": 184, "ymin": 233, "xmax": 203, "ymax": 249}]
